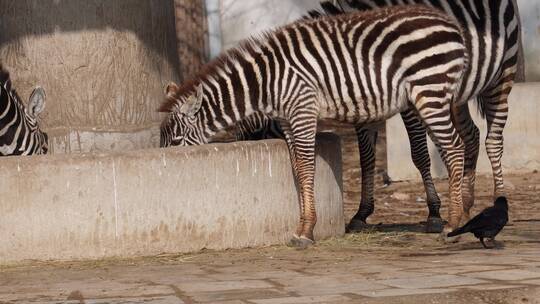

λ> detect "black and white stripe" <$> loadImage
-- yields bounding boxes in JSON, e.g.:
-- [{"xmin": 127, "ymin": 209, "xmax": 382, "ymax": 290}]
[
  {"xmin": 235, "ymin": 113, "xmax": 283, "ymax": 141},
  {"xmin": 0, "ymin": 65, "xmax": 48, "ymax": 156},
  {"xmin": 160, "ymin": 5, "xmax": 469, "ymax": 245}
]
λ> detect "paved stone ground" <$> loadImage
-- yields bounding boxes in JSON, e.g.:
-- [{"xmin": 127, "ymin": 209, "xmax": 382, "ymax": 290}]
[{"xmin": 1, "ymin": 173, "xmax": 539, "ymax": 304}]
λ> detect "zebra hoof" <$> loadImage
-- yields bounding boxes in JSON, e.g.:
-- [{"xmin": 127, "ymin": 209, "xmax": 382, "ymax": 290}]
[
  {"xmin": 438, "ymin": 227, "xmax": 461, "ymax": 243},
  {"xmin": 288, "ymin": 236, "xmax": 314, "ymax": 249},
  {"xmin": 425, "ymin": 217, "xmax": 444, "ymax": 233},
  {"xmin": 345, "ymin": 219, "xmax": 368, "ymax": 233}
]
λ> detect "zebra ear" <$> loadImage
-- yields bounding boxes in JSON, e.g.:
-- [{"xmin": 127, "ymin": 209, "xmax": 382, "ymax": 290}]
[
  {"xmin": 179, "ymin": 84, "xmax": 203, "ymax": 117},
  {"xmin": 28, "ymin": 86, "xmax": 46, "ymax": 118},
  {"xmin": 165, "ymin": 82, "xmax": 179, "ymax": 96}
]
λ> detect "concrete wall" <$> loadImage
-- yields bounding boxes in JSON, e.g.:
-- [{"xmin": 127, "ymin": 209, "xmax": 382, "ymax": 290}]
[
  {"xmin": 0, "ymin": 134, "xmax": 343, "ymax": 264},
  {"xmin": 216, "ymin": 0, "xmax": 320, "ymax": 52},
  {"xmin": 387, "ymin": 83, "xmax": 540, "ymax": 181},
  {"xmin": 517, "ymin": 0, "xmax": 540, "ymax": 81}
]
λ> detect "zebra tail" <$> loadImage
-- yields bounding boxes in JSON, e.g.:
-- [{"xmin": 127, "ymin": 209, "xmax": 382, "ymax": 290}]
[{"xmin": 447, "ymin": 225, "xmax": 468, "ymax": 237}]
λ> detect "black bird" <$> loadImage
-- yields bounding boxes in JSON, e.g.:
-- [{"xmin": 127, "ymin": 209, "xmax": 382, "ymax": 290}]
[{"xmin": 447, "ymin": 197, "xmax": 509, "ymax": 248}]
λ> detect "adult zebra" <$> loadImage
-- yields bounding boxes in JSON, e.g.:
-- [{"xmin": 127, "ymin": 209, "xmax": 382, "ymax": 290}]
[
  {"xmin": 294, "ymin": 0, "xmax": 521, "ymax": 233},
  {"xmin": 160, "ymin": 5, "xmax": 469, "ymax": 247},
  {"xmin": 0, "ymin": 64, "xmax": 48, "ymax": 155},
  {"xmin": 238, "ymin": 0, "xmax": 522, "ymax": 233}
]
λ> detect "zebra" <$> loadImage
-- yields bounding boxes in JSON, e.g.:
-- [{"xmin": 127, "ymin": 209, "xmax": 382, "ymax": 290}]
[
  {"xmin": 160, "ymin": 5, "xmax": 469, "ymax": 247},
  {"xmin": 294, "ymin": 0, "xmax": 521, "ymax": 234},
  {"xmin": 0, "ymin": 64, "xmax": 48, "ymax": 156},
  {"xmin": 235, "ymin": 113, "xmax": 283, "ymax": 141}
]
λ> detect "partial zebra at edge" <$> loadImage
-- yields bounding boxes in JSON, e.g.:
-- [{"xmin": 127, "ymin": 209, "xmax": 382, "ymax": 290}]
[
  {"xmin": 304, "ymin": 0, "xmax": 521, "ymax": 235},
  {"xmin": 0, "ymin": 64, "xmax": 48, "ymax": 156}
]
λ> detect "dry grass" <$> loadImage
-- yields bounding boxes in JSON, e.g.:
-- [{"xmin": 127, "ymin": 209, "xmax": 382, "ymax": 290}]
[{"xmin": 318, "ymin": 229, "xmax": 425, "ymax": 249}]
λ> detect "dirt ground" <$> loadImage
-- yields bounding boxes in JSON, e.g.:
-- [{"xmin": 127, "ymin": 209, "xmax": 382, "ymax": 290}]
[
  {"xmin": 330, "ymin": 124, "xmax": 539, "ymax": 232},
  {"xmin": 1, "ymin": 171, "xmax": 539, "ymax": 303},
  {"xmin": 346, "ymin": 171, "xmax": 540, "ymax": 227}
]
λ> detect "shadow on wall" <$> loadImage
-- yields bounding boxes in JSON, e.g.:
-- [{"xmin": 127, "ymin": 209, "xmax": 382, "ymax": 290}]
[{"xmin": 0, "ymin": 0, "xmax": 181, "ymax": 78}]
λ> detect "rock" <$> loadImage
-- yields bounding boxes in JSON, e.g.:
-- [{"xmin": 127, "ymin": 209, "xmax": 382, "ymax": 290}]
[
  {"xmin": 391, "ymin": 192, "xmax": 410, "ymax": 201},
  {"xmin": 416, "ymin": 196, "xmax": 426, "ymax": 202},
  {"xmin": 505, "ymin": 180, "xmax": 516, "ymax": 190}
]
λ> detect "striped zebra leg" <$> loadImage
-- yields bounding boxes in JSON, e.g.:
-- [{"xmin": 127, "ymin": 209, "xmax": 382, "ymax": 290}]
[
  {"xmin": 400, "ymin": 109, "xmax": 444, "ymax": 233},
  {"xmin": 481, "ymin": 10, "xmax": 519, "ymax": 199},
  {"xmin": 280, "ymin": 122, "xmax": 306, "ymax": 238},
  {"xmin": 346, "ymin": 126, "xmax": 377, "ymax": 232},
  {"xmin": 409, "ymin": 84, "xmax": 466, "ymax": 233},
  {"xmin": 482, "ymin": 83, "xmax": 512, "ymax": 197},
  {"xmin": 451, "ymin": 103, "xmax": 480, "ymax": 222},
  {"xmin": 286, "ymin": 107, "xmax": 319, "ymax": 247}
]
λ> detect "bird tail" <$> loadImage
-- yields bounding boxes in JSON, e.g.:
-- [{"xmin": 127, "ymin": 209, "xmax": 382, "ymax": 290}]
[{"xmin": 447, "ymin": 226, "xmax": 468, "ymax": 237}]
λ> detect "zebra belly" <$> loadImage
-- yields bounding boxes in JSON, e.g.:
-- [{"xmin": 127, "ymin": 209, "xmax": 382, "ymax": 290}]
[{"xmin": 316, "ymin": 95, "xmax": 407, "ymax": 126}]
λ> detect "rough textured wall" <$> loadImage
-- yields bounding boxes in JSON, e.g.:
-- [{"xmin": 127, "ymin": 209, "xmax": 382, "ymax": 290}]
[{"xmin": 0, "ymin": 0, "xmax": 182, "ymax": 153}]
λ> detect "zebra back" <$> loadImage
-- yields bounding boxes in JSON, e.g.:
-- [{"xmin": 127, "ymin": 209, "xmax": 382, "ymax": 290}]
[{"xmin": 312, "ymin": 0, "xmax": 522, "ymax": 111}]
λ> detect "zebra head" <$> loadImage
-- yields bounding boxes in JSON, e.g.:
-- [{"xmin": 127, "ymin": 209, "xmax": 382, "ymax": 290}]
[
  {"xmin": 25, "ymin": 87, "xmax": 49, "ymax": 154},
  {"xmin": 159, "ymin": 82, "xmax": 206, "ymax": 147}
]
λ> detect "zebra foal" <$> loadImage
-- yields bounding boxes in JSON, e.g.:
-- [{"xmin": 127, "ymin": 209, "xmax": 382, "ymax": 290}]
[
  {"xmin": 160, "ymin": 5, "xmax": 469, "ymax": 246},
  {"xmin": 0, "ymin": 64, "xmax": 48, "ymax": 156}
]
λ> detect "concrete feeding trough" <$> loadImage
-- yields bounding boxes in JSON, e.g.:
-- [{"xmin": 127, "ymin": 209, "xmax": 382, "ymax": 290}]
[{"xmin": 0, "ymin": 134, "xmax": 344, "ymax": 264}]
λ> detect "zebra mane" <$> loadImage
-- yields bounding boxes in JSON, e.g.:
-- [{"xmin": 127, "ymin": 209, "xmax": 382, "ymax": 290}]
[
  {"xmin": 158, "ymin": 38, "xmax": 263, "ymax": 113},
  {"xmin": 304, "ymin": 1, "xmax": 346, "ymax": 19},
  {"xmin": 0, "ymin": 64, "xmax": 27, "ymax": 110},
  {"xmin": 0, "ymin": 63, "xmax": 12, "ymax": 91},
  {"xmin": 304, "ymin": 0, "xmax": 376, "ymax": 20}
]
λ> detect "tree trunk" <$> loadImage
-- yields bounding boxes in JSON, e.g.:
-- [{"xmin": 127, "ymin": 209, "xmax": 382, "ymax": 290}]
[
  {"xmin": 0, "ymin": 0, "xmax": 186, "ymax": 153},
  {"xmin": 174, "ymin": 0, "xmax": 209, "ymax": 80}
]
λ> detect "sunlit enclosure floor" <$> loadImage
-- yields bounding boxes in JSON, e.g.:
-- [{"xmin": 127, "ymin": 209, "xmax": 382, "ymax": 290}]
[{"xmin": 1, "ymin": 173, "xmax": 539, "ymax": 303}]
